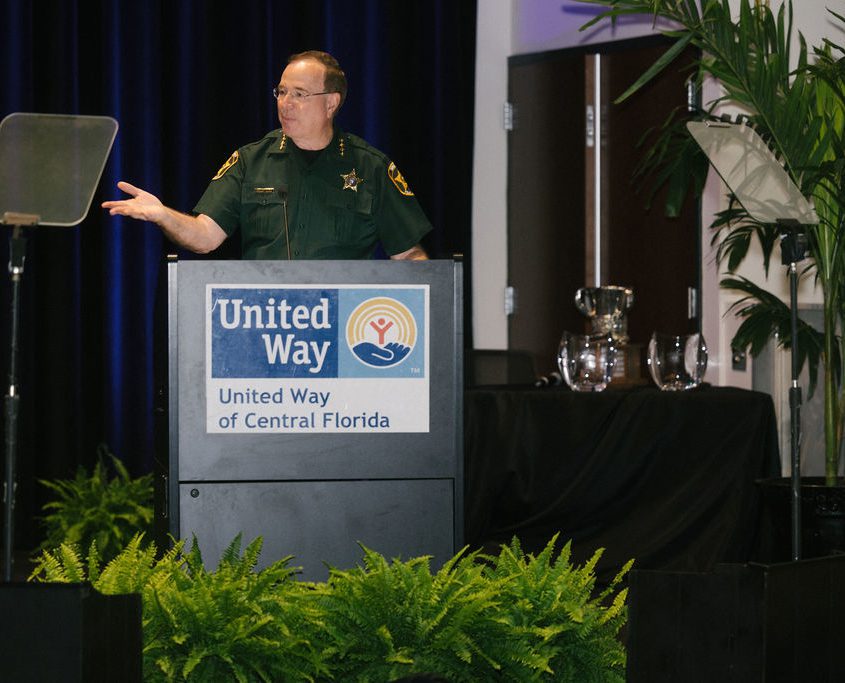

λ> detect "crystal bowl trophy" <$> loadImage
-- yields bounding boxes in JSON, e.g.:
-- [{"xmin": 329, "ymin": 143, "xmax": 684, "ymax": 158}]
[
  {"xmin": 647, "ymin": 332, "xmax": 708, "ymax": 391},
  {"xmin": 557, "ymin": 332, "xmax": 617, "ymax": 392},
  {"xmin": 567, "ymin": 286, "xmax": 636, "ymax": 389},
  {"xmin": 574, "ymin": 286, "xmax": 634, "ymax": 344}
]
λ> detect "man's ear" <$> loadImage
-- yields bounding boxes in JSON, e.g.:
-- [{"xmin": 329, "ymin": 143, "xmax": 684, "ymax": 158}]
[{"xmin": 325, "ymin": 92, "xmax": 342, "ymax": 118}]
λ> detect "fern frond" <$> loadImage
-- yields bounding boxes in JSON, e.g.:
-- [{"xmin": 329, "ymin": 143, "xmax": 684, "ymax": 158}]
[
  {"xmin": 35, "ymin": 444, "xmax": 154, "ymax": 564},
  {"xmin": 58, "ymin": 543, "xmax": 86, "ymax": 582}
]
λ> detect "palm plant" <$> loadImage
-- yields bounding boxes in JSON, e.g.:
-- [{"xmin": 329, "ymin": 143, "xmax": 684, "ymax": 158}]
[{"xmin": 581, "ymin": 0, "xmax": 845, "ymax": 484}]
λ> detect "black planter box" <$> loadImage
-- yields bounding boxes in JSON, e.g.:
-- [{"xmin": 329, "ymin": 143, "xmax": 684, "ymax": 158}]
[
  {"xmin": 757, "ymin": 477, "xmax": 845, "ymax": 562},
  {"xmin": 626, "ymin": 556, "xmax": 845, "ymax": 683},
  {"xmin": 0, "ymin": 583, "xmax": 142, "ymax": 682}
]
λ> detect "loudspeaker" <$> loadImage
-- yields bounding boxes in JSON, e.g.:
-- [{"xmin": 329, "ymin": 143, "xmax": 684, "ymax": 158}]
[
  {"xmin": 626, "ymin": 556, "xmax": 845, "ymax": 683},
  {"xmin": 0, "ymin": 583, "xmax": 142, "ymax": 682}
]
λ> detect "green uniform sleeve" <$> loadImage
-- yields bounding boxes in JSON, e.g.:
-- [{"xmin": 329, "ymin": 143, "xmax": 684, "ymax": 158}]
[
  {"xmin": 375, "ymin": 161, "xmax": 433, "ymax": 256},
  {"xmin": 193, "ymin": 150, "xmax": 245, "ymax": 236}
]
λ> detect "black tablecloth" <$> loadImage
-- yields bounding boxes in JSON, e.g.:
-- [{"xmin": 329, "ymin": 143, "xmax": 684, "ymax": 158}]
[{"xmin": 464, "ymin": 385, "xmax": 780, "ymax": 582}]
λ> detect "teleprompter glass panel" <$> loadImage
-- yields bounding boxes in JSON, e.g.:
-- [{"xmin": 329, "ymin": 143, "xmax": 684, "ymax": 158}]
[{"xmin": 0, "ymin": 113, "xmax": 118, "ymax": 226}]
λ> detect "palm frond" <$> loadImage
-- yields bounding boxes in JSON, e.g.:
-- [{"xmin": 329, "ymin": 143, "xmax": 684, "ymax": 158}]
[{"xmin": 722, "ymin": 275, "xmax": 830, "ymax": 396}]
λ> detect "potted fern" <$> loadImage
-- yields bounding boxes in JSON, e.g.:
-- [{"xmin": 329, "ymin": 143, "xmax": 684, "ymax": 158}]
[
  {"xmin": 37, "ymin": 444, "xmax": 154, "ymax": 564},
  {"xmin": 31, "ymin": 533, "xmax": 631, "ymax": 681},
  {"xmin": 579, "ymin": 2, "xmax": 845, "ymax": 491}
]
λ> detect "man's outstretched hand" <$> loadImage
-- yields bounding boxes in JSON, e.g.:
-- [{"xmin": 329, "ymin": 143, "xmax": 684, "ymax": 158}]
[
  {"xmin": 101, "ymin": 181, "xmax": 227, "ymax": 253},
  {"xmin": 101, "ymin": 181, "xmax": 166, "ymax": 223}
]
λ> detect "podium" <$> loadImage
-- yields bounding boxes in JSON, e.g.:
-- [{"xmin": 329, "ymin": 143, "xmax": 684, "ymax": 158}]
[{"xmin": 164, "ymin": 259, "xmax": 463, "ymax": 580}]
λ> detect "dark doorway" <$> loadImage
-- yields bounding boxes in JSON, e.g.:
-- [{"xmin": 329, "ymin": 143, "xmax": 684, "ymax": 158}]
[{"xmin": 507, "ymin": 37, "xmax": 699, "ymax": 375}]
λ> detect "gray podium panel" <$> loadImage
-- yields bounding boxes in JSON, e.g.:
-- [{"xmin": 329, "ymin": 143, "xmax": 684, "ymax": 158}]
[
  {"xmin": 180, "ymin": 479, "xmax": 455, "ymax": 582},
  {"xmin": 172, "ymin": 260, "xmax": 460, "ymax": 481},
  {"xmin": 167, "ymin": 259, "xmax": 463, "ymax": 575}
]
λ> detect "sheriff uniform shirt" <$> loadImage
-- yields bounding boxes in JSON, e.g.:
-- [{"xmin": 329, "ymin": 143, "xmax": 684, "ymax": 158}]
[{"xmin": 193, "ymin": 129, "xmax": 432, "ymax": 259}]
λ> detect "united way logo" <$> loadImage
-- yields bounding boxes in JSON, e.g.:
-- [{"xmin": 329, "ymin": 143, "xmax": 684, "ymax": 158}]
[{"xmin": 346, "ymin": 297, "xmax": 417, "ymax": 368}]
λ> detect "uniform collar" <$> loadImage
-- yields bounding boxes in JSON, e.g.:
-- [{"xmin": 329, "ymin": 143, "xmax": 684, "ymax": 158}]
[{"xmin": 271, "ymin": 128, "xmax": 347, "ymax": 158}]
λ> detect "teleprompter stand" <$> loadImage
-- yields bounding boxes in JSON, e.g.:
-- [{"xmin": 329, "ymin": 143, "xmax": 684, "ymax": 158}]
[
  {"xmin": 3, "ymin": 211, "xmax": 38, "ymax": 584},
  {"xmin": 779, "ymin": 222, "xmax": 809, "ymax": 560},
  {"xmin": 687, "ymin": 119, "xmax": 819, "ymax": 561},
  {"xmin": 625, "ymin": 120, "xmax": 828, "ymax": 683},
  {"xmin": 0, "ymin": 113, "xmax": 117, "ymax": 581}
]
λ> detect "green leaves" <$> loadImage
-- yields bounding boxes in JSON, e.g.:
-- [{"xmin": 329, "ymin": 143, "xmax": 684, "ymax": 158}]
[
  {"xmin": 488, "ymin": 536, "xmax": 631, "ymax": 682},
  {"xmin": 32, "ymin": 533, "xmax": 326, "ymax": 682},
  {"xmin": 710, "ymin": 204, "xmax": 781, "ymax": 275},
  {"xmin": 613, "ymin": 33, "xmax": 695, "ymax": 105},
  {"xmin": 308, "ymin": 537, "xmax": 631, "ymax": 681},
  {"xmin": 144, "ymin": 535, "xmax": 319, "ymax": 683},
  {"xmin": 36, "ymin": 444, "xmax": 154, "ymax": 564},
  {"xmin": 634, "ymin": 109, "xmax": 711, "ymax": 216},
  {"xmin": 31, "ymin": 448, "xmax": 632, "ymax": 680},
  {"xmin": 315, "ymin": 546, "xmax": 505, "ymax": 681},
  {"xmin": 30, "ymin": 534, "xmax": 631, "ymax": 682},
  {"xmin": 722, "ymin": 275, "xmax": 830, "ymax": 397},
  {"xmin": 581, "ymin": 0, "xmax": 845, "ymax": 481}
]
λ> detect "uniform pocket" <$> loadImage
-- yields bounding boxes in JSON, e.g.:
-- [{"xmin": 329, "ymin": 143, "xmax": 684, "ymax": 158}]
[
  {"xmin": 324, "ymin": 187, "xmax": 374, "ymax": 245},
  {"xmin": 241, "ymin": 187, "xmax": 287, "ymax": 240}
]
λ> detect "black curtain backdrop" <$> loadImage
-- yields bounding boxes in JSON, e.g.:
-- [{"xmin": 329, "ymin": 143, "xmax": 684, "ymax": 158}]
[{"xmin": 1, "ymin": 0, "xmax": 476, "ymax": 551}]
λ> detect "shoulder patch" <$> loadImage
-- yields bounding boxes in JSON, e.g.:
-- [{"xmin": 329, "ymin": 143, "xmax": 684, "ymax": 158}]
[
  {"xmin": 212, "ymin": 150, "xmax": 239, "ymax": 180},
  {"xmin": 387, "ymin": 161, "xmax": 414, "ymax": 197}
]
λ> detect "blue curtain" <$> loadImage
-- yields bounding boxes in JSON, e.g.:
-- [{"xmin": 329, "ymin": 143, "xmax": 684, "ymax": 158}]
[{"xmin": 0, "ymin": 0, "xmax": 476, "ymax": 549}]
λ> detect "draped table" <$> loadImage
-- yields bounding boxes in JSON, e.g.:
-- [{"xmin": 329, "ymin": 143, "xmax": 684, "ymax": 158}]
[{"xmin": 464, "ymin": 385, "xmax": 780, "ymax": 583}]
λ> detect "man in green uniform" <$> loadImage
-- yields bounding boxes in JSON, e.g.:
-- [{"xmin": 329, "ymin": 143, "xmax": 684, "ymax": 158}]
[{"xmin": 103, "ymin": 51, "xmax": 430, "ymax": 260}]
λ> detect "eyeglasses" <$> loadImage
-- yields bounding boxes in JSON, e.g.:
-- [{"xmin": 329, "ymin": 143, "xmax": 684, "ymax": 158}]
[{"xmin": 272, "ymin": 86, "xmax": 333, "ymax": 101}]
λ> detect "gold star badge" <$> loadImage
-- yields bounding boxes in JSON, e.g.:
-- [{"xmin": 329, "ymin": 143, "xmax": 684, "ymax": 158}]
[{"xmin": 341, "ymin": 169, "xmax": 363, "ymax": 192}]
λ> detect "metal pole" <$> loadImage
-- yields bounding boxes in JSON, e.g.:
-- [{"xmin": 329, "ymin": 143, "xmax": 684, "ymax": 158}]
[
  {"xmin": 788, "ymin": 261, "xmax": 802, "ymax": 561},
  {"xmin": 3, "ymin": 225, "xmax": 26, "ymax": 581}
]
